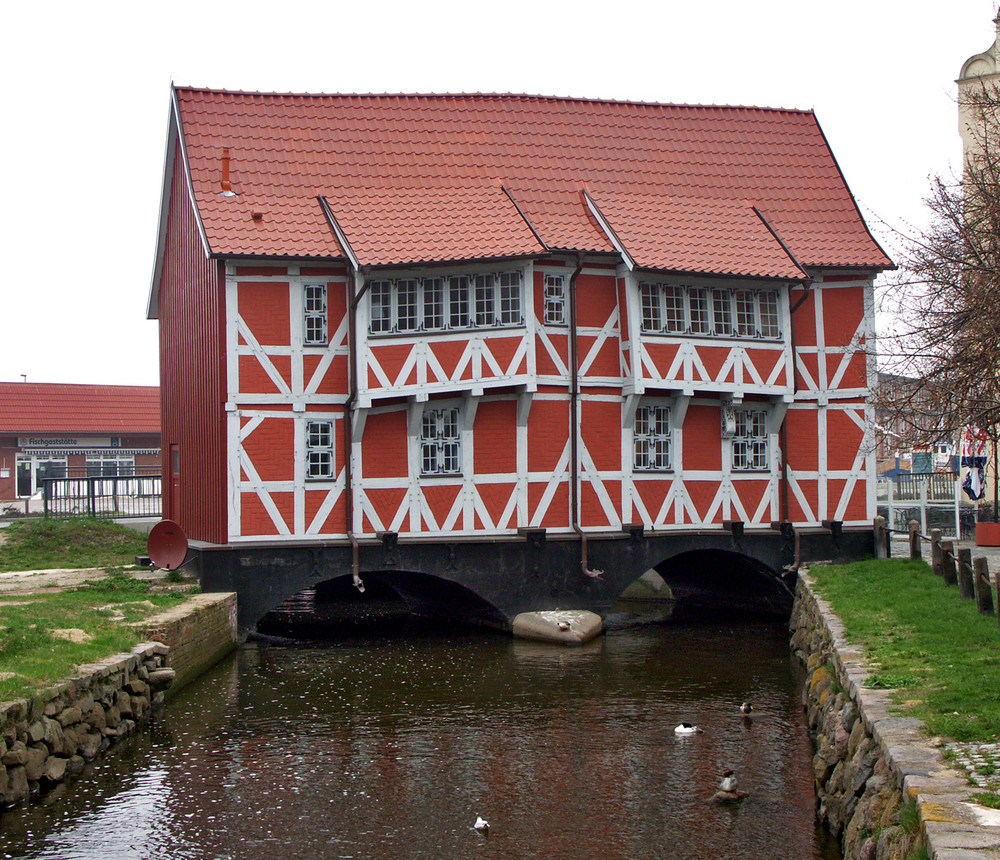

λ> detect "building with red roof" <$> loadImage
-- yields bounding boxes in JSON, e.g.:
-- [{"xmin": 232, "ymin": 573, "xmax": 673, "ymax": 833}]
[
  {"xmin": 149, "ymin": 87, "xmax": 892, "ymax": 623},
  {"xmin": 0, "ymin": 382, "xmax": 160, "ymax": 507}
]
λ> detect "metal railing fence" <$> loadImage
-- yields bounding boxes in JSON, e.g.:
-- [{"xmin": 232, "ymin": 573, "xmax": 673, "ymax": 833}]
[{"xmin": 41, "ymin": 474, "xmax": 162, "ymax": 520}]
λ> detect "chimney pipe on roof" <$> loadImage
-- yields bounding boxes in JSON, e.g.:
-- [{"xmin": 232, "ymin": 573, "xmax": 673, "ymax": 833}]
[{"xmin": 221, "ymin": 148, "xmax": 232, "ymax": 193}]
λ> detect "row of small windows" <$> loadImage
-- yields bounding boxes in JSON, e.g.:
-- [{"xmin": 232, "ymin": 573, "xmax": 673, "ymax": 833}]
[
  {"xmin": 369, "ymin": 272, "xmax": 524, "ymax": 335},
  {"xmin": 639, "ymin": 282, "xmax": 781, "ymax": 340},
  {"xmin": 301, "ymin": 279, "xmax": 783, "ymax": 344},
  {"xmin": 306, "ymin": 407, "xmax": 769, "ymax": 481}
]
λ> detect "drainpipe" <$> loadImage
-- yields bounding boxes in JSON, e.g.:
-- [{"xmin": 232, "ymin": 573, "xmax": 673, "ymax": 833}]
[
  {"xmin": 568, "ymin": 252, "xmax": 604, "ymax": 580},
  {"xmin": 344, "ymin": 265, "xmax": 373, "ymax": 593},
  {"xmin": 780, "ymin": 280, "xmax": 813, "ymax": 527}
]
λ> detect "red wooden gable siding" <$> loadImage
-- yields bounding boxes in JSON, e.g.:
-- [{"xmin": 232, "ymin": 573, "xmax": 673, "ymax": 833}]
[{"xmin": 157, "ymin": 140, "xmax": 227, "ymax": 543}]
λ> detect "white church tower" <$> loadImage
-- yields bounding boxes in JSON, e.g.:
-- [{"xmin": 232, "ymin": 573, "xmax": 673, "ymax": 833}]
[{"xmin": 957, "ymin": 9, "xmax": 1000, "ymax": 160}]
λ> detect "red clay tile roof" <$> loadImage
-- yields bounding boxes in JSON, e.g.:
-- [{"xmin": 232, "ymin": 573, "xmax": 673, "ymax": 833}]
[
  {"xmin": 587, "ymin": 191, "xmax": 807, "ymax": 279},
  {"xmin": 173, "ymin": 88, "xmax": 892, "ymax": 275},
  {"xmin": 0, "ymin": 383, "xmax": 160, "ymax": 434}
]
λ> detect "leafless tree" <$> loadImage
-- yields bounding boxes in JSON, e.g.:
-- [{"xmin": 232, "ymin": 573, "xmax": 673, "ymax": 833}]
[{"xmin": 875, "ymin": 79, "xmax": 1000, "ymax": 497}]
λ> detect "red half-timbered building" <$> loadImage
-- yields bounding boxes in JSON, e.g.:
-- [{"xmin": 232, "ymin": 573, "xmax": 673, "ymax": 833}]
[{"xmin": 149, "ymin": 87, "xmax": 891, "ymax": 626}]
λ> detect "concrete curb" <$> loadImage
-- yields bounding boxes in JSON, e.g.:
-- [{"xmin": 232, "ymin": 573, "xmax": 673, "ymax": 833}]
[{"xmin": 801, "ymin": 571, "xmax": 1000, "ymax": 859}]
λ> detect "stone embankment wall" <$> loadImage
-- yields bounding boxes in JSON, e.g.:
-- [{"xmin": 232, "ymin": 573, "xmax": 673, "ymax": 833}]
[
  {"xmin": 790, "ymin": 574, "xmax": 921, "ymax": 860},
  {"xmin": 0, "ymin": 592, "xmax": 236, "ymax": 807}
]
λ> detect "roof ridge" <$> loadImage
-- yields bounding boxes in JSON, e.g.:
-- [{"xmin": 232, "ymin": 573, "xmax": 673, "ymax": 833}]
[{"xmin": 171, "ymin": 85, "xmax": 814, "ymax": 116}]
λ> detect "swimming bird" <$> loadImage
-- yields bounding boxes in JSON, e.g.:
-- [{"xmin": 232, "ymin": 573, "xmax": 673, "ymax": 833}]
[
  {"xmin": 674, "ymin": 722, "xmax": 703, "ymax": 735},
  {"xmin": 740, "ymin": 701, "xmax": 754, "ymax": 715},
  {"xmin": 474, "ymin": 816, "xmax": 489, "ymax": 834},
  {"xmin": 712, "ymin": 771, "xmax": 749, "ymax": 802}
]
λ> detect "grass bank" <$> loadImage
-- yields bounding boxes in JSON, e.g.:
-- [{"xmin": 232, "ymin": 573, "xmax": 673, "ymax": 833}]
[
  {"xmin": 810, "ymin": 558, "xmax": 1000, "ymax": 743},
  {"xmin": 0, "ymin": 518, "xmax": 148, "ymax": 572},
  {"xmin": 0, "ymin": 571, "xmax": 192, "ymax": 701},
  {"xmin": 0, "ymin": 518, "xmax": 194, "ymax": 702}
]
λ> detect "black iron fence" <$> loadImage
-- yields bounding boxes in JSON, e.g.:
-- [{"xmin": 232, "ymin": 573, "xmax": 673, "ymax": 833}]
[{"xmin": 41, "ymin": 474, "xmax": 162, "ymax": 520}]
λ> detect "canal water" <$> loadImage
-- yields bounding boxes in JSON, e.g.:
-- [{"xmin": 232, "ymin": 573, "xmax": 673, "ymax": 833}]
[{"xmin": 1, "ymin": 621, "xmax": 838, "ymax": 860}]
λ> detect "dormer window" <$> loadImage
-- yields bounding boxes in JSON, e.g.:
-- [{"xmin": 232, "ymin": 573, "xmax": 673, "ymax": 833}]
[
  {"xmin": 368, "ymin": 269, "xmax": 523, "ymax": 335},
  {"xmin": 639, "ymin": 281, "xmax": 782, "ymax": 339}
]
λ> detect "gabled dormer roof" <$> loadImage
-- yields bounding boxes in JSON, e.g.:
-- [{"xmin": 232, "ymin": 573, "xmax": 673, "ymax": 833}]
[{"xmin": 150, "ymin": 87, "xmax": 892, "ymax": 307}]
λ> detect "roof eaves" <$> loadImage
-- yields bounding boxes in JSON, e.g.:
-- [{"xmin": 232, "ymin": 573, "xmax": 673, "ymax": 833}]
[
  {"xmin": 809, "ymin": 112, "xmax": 896, "ymax": 272},
  {"xmin": 147, "ymin": 85, "xmax": 215, "ymax": 320}
]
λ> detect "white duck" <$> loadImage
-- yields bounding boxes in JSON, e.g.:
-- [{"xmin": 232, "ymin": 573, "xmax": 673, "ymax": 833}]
[
  {"xmin": 674, "ymin": 722, "xmax": 703, "ymax": 735},
  {"xmin": 474, "ymin": 816, "xmax": 489, "ymax": 834}
]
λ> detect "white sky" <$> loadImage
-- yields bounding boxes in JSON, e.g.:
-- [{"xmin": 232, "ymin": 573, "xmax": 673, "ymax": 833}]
[{"xmin": 1, "ymin": 0, "xmax": 996, "ymax": 387}]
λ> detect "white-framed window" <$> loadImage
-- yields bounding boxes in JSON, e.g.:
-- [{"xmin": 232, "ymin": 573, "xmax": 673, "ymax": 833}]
[
  {"xmin": 306, "ymin": 421, "xmax": 335, "ymax": 480},
  {"xmin": 16, "ymin": 455, "xmax": 67, "ymax": 498},
  {"xmin": 304, "ymin": 284, "xmax": 328, "ymax": 345},
  {"xmin": 86, "ymin": 454, "xmax": 135, "ymax": 478},
  {"xmin": 689, "ymin": 287, "xmax": 711, "ymax": 334},
  {"xmin": 731, "ymin": 409, "xmax": 769, "ymax": 471},
  {"xmin": 543, "ymin": 274, "xmax": 566, "ymax": 325},
  {"xmin": 640, "ymin": 282, "xmax": 661, "ymax": 332},
  {"xmin": 712, "ymin": 289, "xmax": 734, "ymax": 336},
  {"xmin": 368, "ymin": 270, "xmax": 523, "ymax": 335},
  {"xmin": 370, "ymin": 281, "xmax": 393, "ymax": 334},
  {"xmin": 638, "ymin": 281, "xmax": 782, "ymax": 340},
  {"xmin": 420, "ymin": 407, "xmax": 461, "ymax": 476},
  {"xmin": 633, "ymin": 404, "xmax": 672, "ymax": 471}
]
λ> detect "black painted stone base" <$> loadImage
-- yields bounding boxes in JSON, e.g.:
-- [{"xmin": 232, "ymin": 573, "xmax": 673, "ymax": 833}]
[{"xmin": 192, "ymin": 527, "xmax": 874, "ymax": 636}]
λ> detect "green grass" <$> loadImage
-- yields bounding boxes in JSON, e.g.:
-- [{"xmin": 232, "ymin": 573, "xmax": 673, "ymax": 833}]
[
  {"xmin": 811, "ymin": 558, "xmax": 1000, "ymax": 743},
  {"xmin": 0, "ymin": 518, "xmax": 148, "ymax": 571},
  {"xmin": 0, "ymin": 571, "xmax": 191, "ymax": 700}
]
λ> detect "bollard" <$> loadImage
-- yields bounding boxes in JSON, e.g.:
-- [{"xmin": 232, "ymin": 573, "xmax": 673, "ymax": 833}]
[
  {"xmin": 958, "ymin": 548, "xmax": 975, "ymax": 600},
  {"xmin": 974, "ymin": 557, "xmax": 995, "ymax": 615},
  {"xmin": 930, "ymin": 528, "xmax": 943, "ymax": 576},
  {"xmin": 941, "ymin": 541, "xmax": 957, "ymax": 586},
  {"xmin": 874, "ymin": 516, "xmax": 889, "ymax": 560},
  {"xmin": 909, "ymin": 520, "xmax": 921, "ymax": 560}
]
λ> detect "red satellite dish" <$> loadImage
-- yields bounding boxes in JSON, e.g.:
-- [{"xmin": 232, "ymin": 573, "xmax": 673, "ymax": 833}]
[{"xmin": 147, "ymin": 520, "xmax": 189, "ymax": 570}]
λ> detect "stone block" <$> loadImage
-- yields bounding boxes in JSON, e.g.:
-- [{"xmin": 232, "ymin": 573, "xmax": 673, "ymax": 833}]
[
  {"xmin": 4, "ymin": 765, "xmax": 28, "ymax": 805},
  {"xmin": 24, "ymin": 744, "xmax": 48, "ymax": 782},
  {"xmin": 43, "ymin": 756, "xmax": 67, "ymax": 782},
  {"xmin": 3, "ymin": 741, "xmax": 27, "ymax": 767},
  {"xmin": 79, "ymin": 732, "xmax": 101, "ymax": 761},
  {"xmin": 42, "ymin": 716, "xmax": 66, "ymax": 755},
  {"xmin": 56, "ymin": 707, "xmax": 83, "ymax": 728}
]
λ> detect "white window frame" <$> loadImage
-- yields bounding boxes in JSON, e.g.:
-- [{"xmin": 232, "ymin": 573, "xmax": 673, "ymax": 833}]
[
  {"xmin": 368, "ymin": 268, "xmax": 524, "ymax": 335},
  {"xmin": 86, "ymin": 454, "xmax": 135, "ymax": 478},
  {"xmin": 731, "ymin": 408, "xmax": 769, "ymax": 472},
  {"xmin": 305, "ymin": 421, "xmax": 335, "ymax": 480},
  {"xmin": 633, "ymin": 403, "xmax": 673, "ymax": 471},
  {"xmin": 303, "ymin": 284, "xmax": 328, "ymax": 345},
  {"xmin": 15, "ymin": 455, "xmax": 67, "ymax": 498},
  {"xmin": 543, "ymin": 273, "xmax": 566, "ymax": 325},
  {"xmin": 420, "ymin": 407, "xmax": 462, "ymax": 476}
]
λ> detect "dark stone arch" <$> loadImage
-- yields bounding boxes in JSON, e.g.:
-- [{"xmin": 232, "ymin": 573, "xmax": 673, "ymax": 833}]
[
  {"xmin": 256, "ymin": 568, "xmax": 511, "ymax": 640},
  {"xmin": 651, "ymin": 549, "xmax": 794, "ymax": 618}
]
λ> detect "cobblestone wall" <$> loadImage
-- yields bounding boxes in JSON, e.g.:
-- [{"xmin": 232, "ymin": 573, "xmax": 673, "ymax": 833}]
[
  {"xmin": 0, "ymin": 592, "xmax": 237, "ymax": 807},
  {"xmin": 790, "ymin": 574, "xmax": 921, "ymax": 860}
]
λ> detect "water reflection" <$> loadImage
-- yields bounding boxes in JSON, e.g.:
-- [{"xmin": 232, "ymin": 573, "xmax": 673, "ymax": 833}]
[{"xmin": 1, "ymin": 622, "xmax": 838, "ymax": 860}]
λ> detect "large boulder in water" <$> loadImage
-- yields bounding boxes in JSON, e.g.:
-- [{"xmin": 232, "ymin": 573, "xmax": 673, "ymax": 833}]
[{"xmin": 512, "ymin": 610, "xmax": 603, "ymax": 645}]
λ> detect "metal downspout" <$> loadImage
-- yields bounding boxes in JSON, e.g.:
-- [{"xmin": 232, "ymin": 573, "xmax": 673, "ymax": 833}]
[
  {"xmin": 782, "ymin": 281, "xmax": 813, "ymax": 518},
  {"xmin": 568, "ymin": 252, "xmax": 604, "ymax": 580},
  {"xmin": 344, "ymin": 266, "xmax": 372, "ymax": 593}
]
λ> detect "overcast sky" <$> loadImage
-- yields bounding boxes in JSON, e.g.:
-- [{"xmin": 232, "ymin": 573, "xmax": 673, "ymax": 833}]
[{"xmin": 1, "ymin": 0, "xmax": 996, "ymax": 387}]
